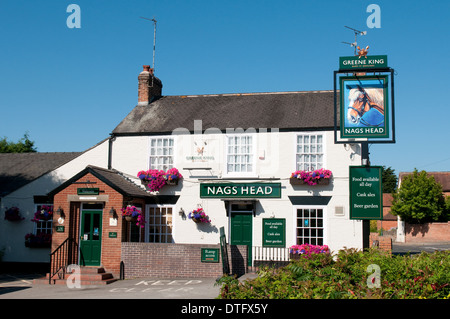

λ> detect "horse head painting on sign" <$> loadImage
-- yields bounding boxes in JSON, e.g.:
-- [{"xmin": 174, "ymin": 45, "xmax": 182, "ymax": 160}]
[{"xmin": 347, "ymin": 86, "xmax": 384, "ymax": 126}]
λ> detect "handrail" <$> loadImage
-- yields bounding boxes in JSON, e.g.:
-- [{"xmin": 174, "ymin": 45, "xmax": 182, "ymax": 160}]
[{"xmin": 49, "ymin": 237, "xmax": 84, "ymax": 284}]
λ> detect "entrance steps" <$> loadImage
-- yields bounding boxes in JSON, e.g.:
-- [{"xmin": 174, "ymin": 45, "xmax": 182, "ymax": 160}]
[{"xmin": 33, "ymin": 266, "xmax": 117, "ymax": 285}]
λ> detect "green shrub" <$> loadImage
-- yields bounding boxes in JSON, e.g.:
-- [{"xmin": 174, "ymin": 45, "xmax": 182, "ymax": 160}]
[{"xmin": 217, "ymin": 248, "xmax": 450, "ymax": 299}]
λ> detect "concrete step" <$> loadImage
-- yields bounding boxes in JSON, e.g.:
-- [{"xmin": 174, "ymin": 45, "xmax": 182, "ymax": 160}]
[{"xmin": 33, "ymin": 266, "xmax": 117, "ymax": 285}]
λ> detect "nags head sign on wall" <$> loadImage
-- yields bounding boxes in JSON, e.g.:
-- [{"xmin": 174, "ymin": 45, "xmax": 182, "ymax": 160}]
[{"xmin": 200, "ymin": 183, "xmax": 281, "ymax": 198}]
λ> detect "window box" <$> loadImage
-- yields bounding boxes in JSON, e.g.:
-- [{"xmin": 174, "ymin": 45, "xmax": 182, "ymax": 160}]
[
  {"xmin": 290, "ymin": 169, "xmax": 332, "ymax": 186},
  {"xmin": 290, "ymin": 177, "xmax": 330, "ymax": 186}
]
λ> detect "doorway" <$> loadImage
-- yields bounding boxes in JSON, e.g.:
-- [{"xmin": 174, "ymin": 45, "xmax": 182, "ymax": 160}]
[
  {"xmin": 229, "ymin": 203, "xmax": 253, "ymax": 266},
  {"xmin": 80, "ymin": 208, "xmax": 102, "ymax": 266}
]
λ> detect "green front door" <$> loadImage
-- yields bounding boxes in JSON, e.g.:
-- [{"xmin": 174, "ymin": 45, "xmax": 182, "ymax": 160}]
[
  {"xmin": 230, "ymin": 213, "xmax": 253, "ymax": 266},
  {"xmin": 80, "ymin": 210, "xmax": 102, "ymax": 266}
]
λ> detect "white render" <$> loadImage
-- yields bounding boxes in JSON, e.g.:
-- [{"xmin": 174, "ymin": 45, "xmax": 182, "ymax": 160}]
[{"xmin": 110, "ymin": 129, "xmax": 364, "ymax": 254}]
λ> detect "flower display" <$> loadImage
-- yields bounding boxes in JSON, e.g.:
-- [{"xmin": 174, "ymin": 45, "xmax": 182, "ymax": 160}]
[
  {"xmin": 137, "ymin": 169, "xmax": 167, "ymax": 192},
  {"xmin": 31, "ymin": 205, "xmax": 53, "ymax": 222},
  {"xmin": 165, "ymin": 168, "xmax": 183, "ymax": 183},
  {"xmin": 4, "ymin": 207, "xmax": 24, "ymax": 221},
  {"xmin": 137, "ymin": 168, "xmax": 183, "ymax": 191},
  {"xmin": 290, "ymin": 168, "xmax": 332, "ymax": 185},
  {"xmin": 188, "ymin": 208, "xmax": 210, "ymax": 224},
  {"xmin": 121, "ymin": 205, "xmax": 146, "ymax": 228},
  {"xmin": 289, "ymin": 243, "xmax": 330, "ymax": 259}
]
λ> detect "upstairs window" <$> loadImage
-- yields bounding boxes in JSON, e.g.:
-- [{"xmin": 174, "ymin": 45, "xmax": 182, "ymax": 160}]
[
  {"xmin": 226, "ymin": 134, "xmax": 255, "ymax": 175},
  {"xmin": 296, "ymin": 134, "xmax": 324, "ymax": 171},
  {"xmin": 149, "ymin": 137, "xmax": 174, "ymax": 171}
]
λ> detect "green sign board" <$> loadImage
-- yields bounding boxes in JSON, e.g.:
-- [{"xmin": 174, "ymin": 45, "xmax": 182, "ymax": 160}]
[
  {"xmin": 262, "ymin": 218, "xmax": 286, "ymax": 247},
  {"xmin": 108, "ymin": 232, "xmax": 117, "ymax": 238},
  {"xmin": 339, "ymin": 55, "xmax": 388, "ymax": 70},
  {"xmin": 200, "ymin": 183, "xmax": 281, "ymax": 198},
  {"xmin": 55, "ymin": 226, "xmax": 65, "ymax": 232},
  {"xmin": 201, "ymin": 248, "xmax": 220, "ymax": 263},
  {"xmin": 77, "ymin": 188, "xmax": 100, "ymax": 195},
  {"xmin": 349, "ymin": 166, "xmax": 383, "ymax": 220}
]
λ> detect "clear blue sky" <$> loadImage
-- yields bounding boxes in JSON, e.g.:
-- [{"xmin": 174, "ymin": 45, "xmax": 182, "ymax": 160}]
[{"xmin": 1, "ymin": 0, "xmax": 449, "ymax": 176}]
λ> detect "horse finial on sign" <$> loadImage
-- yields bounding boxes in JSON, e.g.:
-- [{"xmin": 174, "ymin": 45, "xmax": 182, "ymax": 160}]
[{"xmin": 357, "ymin": 46, "xmax": 369, "ymax": 58}]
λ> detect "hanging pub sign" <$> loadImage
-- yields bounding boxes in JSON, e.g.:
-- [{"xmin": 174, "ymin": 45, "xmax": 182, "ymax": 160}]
[
  {"xmin": 334, "ymin": 52, "xmax": 396, "ymax": 145},
  {"xmin": 340, "ymin": 75, "xmax": 389, "ymax": 139},
  {"xmin": 349, "ymin": 166, "xmax": 383, "ymax": 220}
]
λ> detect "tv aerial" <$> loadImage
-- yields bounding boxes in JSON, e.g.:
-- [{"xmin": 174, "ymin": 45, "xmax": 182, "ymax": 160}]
[
  {"xmin": 342, "ymin": 26, "xmax": 367, "ymax": 56},
  {"xmin": 140, "ymin": 16, "xmax": 157, "ymax": 73}
]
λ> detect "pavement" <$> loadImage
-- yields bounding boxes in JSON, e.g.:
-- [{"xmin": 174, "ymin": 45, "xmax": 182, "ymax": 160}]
[{"xmin": 0, "ymin": 242, "xmax": 448, "ymax": 300}]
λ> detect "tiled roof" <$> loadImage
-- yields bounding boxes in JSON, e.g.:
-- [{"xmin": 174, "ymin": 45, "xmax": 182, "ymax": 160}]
[
  {"xmin": 399, "ymin": 171, "xmax": 450, "ymax": 192},
  {"xmin": 112, "ymin": 90, "xmax": 339, "ymax": 135},
  {"xmin": 47, "ymin": 165, "xmax": 151, "ymax": 199},
  {"xmin": 0, "ymin": 152, "xmax": 81, "ymax": 197}
]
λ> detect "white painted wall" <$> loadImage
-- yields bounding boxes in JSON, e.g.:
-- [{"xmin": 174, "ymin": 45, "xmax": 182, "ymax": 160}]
[{"xmin": 111, "ymin": 130, "xmax": 363, "ymax": 253}]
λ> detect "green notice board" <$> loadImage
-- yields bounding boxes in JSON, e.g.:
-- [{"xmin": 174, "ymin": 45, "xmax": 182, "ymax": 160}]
[
  {"xmin": 201, "ymin": 248, "xmax": 220, "ymax": 263},
  {"xmin": 262, "ymin": 218, "xmax": 286, "ymax": 247},
  {"xmin": 349, "ymin": 166, "xmax": 383, "ymax": 220}
]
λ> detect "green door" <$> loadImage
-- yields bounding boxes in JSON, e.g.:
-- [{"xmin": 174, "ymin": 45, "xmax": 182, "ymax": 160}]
[
  {"xmin": 230, "ymin": 213, "xmax": 252, "ymax": 266},
  {"xmin": 80, "ymin": 210, "xmax": 102, "ymax": 266}
]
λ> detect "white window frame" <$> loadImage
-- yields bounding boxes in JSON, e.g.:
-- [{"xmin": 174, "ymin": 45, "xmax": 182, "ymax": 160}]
[
  {"xmin": 292, "ymin": 206, "xmax": 327, "ymax": 246},
  {"xmin": 224, "ymin": 133, "xmax": 257, "ymax": 177},
  {"xmin": 149, "ymin": 136, "xmax": 175, "ymax": 171},
  {"xmin": 295, "ymin": 133, "xmax": 326, "ymax": 171},
  {"xmin": 145, "ymin": 204, "xmax": 175, "ymax": 243},
  {"xmin": 33, "ymin": 204, "xmax": 54, "ymax": 235}
]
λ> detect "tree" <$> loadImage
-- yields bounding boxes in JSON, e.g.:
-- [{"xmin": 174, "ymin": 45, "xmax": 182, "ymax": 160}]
[
  {"xmin": 390, "ymin": 169, "xmax": 446, "ymax": 223},
  {"xmin": 0, "ymin": 133, "xmax": 37, "ymax": 153},
  {"xmin": 381, "ymin": 166, "xmax": 397, "ymax": 193}
]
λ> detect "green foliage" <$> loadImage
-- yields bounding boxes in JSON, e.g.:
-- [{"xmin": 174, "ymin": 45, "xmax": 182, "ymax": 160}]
[
  {"xmin": 0, "ymin": 133, "xmax": 37, "ymax": 153},
  {"xmin": 391, "ymin": 169, "xmax": 447, "ymax": 223},
  {"xmin": 382, "ymin": 166, "xmax": 398, "ymax": 193},
  {"xmin": 217, "ymin": 248, "xmax": 450, "ymax": 299}
]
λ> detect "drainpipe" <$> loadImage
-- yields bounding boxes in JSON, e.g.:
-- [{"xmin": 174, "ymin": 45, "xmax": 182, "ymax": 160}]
[{"xmin": 108, "ymin": 133, "xmax": 116, "ymax": 170}]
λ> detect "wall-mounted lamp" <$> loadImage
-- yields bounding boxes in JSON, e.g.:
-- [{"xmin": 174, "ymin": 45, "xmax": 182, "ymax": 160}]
[
  {"xmin": 109, "ymin": 207, "xmax": 118, "ymax": 219},
  {"xmin": 56, "ymin": 206, "xmax": 65, "ymax": 218}
]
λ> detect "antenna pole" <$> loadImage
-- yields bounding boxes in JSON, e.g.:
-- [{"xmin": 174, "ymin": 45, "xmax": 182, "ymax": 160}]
[{"xmin": 140, "ymin": 16, "xmax": 157, "ymax": 72}]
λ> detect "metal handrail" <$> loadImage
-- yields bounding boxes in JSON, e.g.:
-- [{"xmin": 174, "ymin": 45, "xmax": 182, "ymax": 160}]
[{"xmin": 48, "ymin": 237, "xmax": 84, "ymax": 284}]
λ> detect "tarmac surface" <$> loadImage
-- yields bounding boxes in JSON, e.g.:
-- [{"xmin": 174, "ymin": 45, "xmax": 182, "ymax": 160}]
[{"xmin": 0, "ymin": 242, "xmax": 448, "ymax": 300}]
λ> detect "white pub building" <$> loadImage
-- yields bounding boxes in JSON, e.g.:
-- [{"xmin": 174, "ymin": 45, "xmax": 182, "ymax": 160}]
[{"xmin": 0, "ymin": 65, "xmax": 365, "ymax": 280}]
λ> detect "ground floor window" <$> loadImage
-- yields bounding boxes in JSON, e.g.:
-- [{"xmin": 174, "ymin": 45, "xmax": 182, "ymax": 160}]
[
  {"xmin": 145, "ymin": 205, "xmax": 173, "ymax": 243},
  {"xmin": 295, "ymin": 207, "xmax": 325, "ymax": 245},
  {"xmin": 34, "ymin": 204, "xmax": 54, "ymax": 235}
]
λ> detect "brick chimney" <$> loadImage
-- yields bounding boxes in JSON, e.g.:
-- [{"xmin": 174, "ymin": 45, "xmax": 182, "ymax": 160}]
[{"xmin": 138, "ymin": 65, "xmax": 162, "ymax": 105}]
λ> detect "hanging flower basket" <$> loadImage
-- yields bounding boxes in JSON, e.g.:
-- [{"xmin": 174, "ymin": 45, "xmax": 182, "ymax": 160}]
[
  {"xmin": 290, "ymin": 169, "xmax": 332, "ymax": 186},
  {"xmin": 164, "ymin": 168, "xmax": 183, "ymax": 186},
  {"xmin": 121, "ymin": 205, "xmax": 146, "ymax": 228},
  {"xmin": 188, "ymin": 208, "xmax": 210, "ymax": 224},
  {"xmin": 31, "ymin": 205, "xmax": 53, "ymax": 222},
  {"xmin": 4, "ymin": 207, "xmax": 24, "ymax": 222}
]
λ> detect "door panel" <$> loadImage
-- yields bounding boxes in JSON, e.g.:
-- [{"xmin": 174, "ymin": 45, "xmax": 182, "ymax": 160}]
[
  {"xmin": 230, "ymin": 213, "xmax": 252, "ymax": 266},
  {"xmin": 80, "ymin": 210, "xmax": 102, "ymax": 266}
]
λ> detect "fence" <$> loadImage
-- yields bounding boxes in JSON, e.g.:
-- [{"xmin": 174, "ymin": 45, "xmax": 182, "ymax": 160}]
[{"xmin": 251, "ymin": 246, "xmax": 291, "ymax": 269}]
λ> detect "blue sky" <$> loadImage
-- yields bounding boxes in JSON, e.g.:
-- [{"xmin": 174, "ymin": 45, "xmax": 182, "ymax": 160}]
[{"xmin": 1, "ymin": 0, "xmax": 449, "ymax": 176}]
